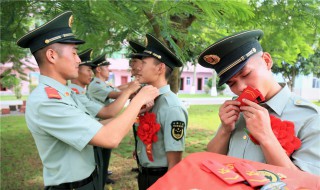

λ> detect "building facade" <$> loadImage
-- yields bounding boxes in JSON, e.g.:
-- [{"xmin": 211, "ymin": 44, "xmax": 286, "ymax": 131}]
[{"xmin": 1, "ymin": 57, "xmax": 319, "ymax": 100}]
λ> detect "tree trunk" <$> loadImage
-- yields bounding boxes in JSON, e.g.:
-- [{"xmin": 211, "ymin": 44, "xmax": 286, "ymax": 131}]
[
  {"xmin": 210, "ymin": 70, "xmax": 217, "ymax": 96},
  {"xmin": 190, "ymin": 63, "xmax": 196, "ymax": 94},
  {"xmin": 144, "ymin": 11, "xmax": 196, "ymax": 93},
  {"xmin": 169, "ymin": 68, "xmax": 180, "ymax": 93}
]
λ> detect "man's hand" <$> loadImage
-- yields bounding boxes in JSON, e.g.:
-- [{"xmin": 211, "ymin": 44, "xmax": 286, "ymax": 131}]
[
  {"xmin": 125, "ymin": 80, "xmax": 141, "ymax": 95},
  {"xmin": 139, "ymin": 100, "xmax": 154, "ymax": 114},
  {"xmin": 134, "ymin": 85, "xmax": 159, "ymax": 105},
  {"xmin": 240, "ymin": 99, "xmax": 274, "ymax": 144},
  {"xmin": 219, "ymin": 100, "xmax": 241, "ymax": 134}
]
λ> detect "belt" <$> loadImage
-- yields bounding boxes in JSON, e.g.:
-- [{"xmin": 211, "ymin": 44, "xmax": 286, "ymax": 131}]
[
  {"xmin": 138, "ymin": 165, "xmax": 168, "ymax": 176},
  {"xmin": 46, "ymin": 168, "xmax": 97, "ymax": 189}
]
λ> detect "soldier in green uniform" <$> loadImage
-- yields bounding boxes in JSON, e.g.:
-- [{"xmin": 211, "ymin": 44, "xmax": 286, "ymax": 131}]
[
  {"xmin": 17, "ymin": 11, "xmax": 159, "ymax": 190},
  {"xmin": 128, "ymin": 40, "xmax": 145, "ymax": 81},
  {"xmin": 69, "ymin": 48, "xmax": 141, "ymax": 186},
  {"xmin": 134, "ymin": 34, "xmax": 188, "ymax": 190},
  {"xmin": 87, "ymin": 54, "xmax": 121, "ymax": 106},
  {"xmin": 87, "ymin": 53, "xmax": 138, "ymax": 184},
  {"xmin": 70, "ymin": 48, "xmax": 139, "ymax": 119},
  {"xmin": 127, "ymin": 40, "xmax": 146, "ymax": 173},
  {"xmin": 201, "ymin": 30, "xmax": 320, "ymax": 175}
]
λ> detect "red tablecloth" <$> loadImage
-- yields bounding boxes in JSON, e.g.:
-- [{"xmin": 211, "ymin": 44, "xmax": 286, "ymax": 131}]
[{"xmin": 149, "ymin": 152, "xmax": 320, "ymax": 190}]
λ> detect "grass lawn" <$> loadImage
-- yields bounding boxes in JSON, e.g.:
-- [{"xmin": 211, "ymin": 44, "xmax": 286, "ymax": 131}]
[
  {"xmin": 0, "ymin": 95, "xmax": 28, "ymax": 101},
  {"xmin": 1, "ymin": 105, "xmax": 220, "ymax": 190}
]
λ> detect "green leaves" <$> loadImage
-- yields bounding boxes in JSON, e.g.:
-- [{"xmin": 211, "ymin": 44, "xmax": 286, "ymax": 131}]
[{"xmin": 1, "ymin": 0, "xmax": 319, "ymax": 92}]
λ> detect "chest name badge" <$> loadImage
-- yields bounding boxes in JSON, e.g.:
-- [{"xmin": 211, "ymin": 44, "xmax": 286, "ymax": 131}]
[
  {"xmin": 171, "ymin": 121, "xmax": 185, "ymax": 141},
  {"xmin": 45, "ymin": 87, "xmax": 61, "ymax": 99}
]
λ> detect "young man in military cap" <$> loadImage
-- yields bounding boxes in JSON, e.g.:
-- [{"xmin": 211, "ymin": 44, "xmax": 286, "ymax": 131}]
[
  {"xmin": 69, "ymin": 48, "xmax": 142, "ymax": 186},
  {"xmin": 199, "ymin": 30, "xmax": 320, "ymax": 175},
  {"xmin": 127, "ymin": 40, "xmax": 147, "ymax": 173},
  {"xmin": 128, "ymin": 40, "xmax": 145, "ymax": 81},
  {"xmin": 87, "ymin": 53, "xmax": 141, "ymax": 184},
  {"xmin": 17, "ymin": 11, "xmax": 159, "ymax": 190},
  {"xmin": 87, "ymin": 54, "xmax": 124, "ymax": 106},
  {"xmin": 134, "ymin": 34, "xmax": 188, "ymax": 189},
  {"xmin": 69, "ymin": 49, "xmax": 140, "ymax": 125}
]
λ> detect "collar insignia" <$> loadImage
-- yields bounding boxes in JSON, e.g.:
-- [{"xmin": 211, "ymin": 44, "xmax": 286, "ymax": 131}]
[{"xmin": 45, "ymin": 87, "xmax": 61, "ymax": 99}]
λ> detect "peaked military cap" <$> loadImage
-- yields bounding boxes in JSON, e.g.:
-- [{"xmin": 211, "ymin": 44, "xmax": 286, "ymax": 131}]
[
  {"xmin": 135, "ymin": 34, "xmax": 183, "ymax": 69},
  {"xmin": 92, "ymin": 53, "xmax": 110, "ymax": 68},
  {"xmin": 78, "ymin": 48, "xmax": 95, "ymax": 67},
  {"xmin": 17, "ymin": 11, "xmax": 85, "ymax": 53},
  {"xmin": 128, "ymin": 41, "xmax": 145, "ymax": 59},
  {"xmin": 198, "ymin": 30, "xmax": 263, "ymax": 86}
]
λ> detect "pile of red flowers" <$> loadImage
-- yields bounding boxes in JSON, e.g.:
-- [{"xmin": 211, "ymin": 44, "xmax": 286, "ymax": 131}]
[
  {"xmin": 269, "ymin": 115, "xmax": 301, "ymax": 156},
  {"xmin": 137, "ymin": 112, "xmax": 161, "ymax": 161},
  {"xmin": 246, "ymin": 115, "xmax": 301, "ymax": 156}
]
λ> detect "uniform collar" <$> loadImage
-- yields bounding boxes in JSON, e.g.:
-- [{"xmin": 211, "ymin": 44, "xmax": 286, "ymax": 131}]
[
  {"xmin": 264, "ymin": 84, "xmax": 290, "ymax": 116},
  {"xmin": 94, "ymin": 77, "xmax": 105, "ymax": 83},
  {"xmin": 69, "ymin": 83, "xmax": 86, "ymax": 94},
  {"xmin": 40, "ymin": 75, "xmax": 72, "ymax": 97},
  {"xmin": 158, "ymin": 85, "xmax": 171, "ymax": 96}
]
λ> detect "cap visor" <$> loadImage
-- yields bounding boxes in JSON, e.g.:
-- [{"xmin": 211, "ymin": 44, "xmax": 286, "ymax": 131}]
[
  {"xmin": 218, "ymin": 59, "xmax": 248, "ymax": 86},
  {"xmin": 128, "ymin": 53, "xmax": 144, "ymax": 59},
  {"xmin": 59, "ymin": 38, "xmax": 85, "ymax": 45},
  {"xmin": 80, "ymin": 63, "xmax": 95, "ymax": 67},
  {"xmin": 134, "ymin": 53, "xmax": 152, "ymax": 58}
]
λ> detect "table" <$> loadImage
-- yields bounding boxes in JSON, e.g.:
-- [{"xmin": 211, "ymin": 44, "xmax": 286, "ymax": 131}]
[{"xmin": 149, "ymin": 152, "xmax": 320, "ymax": 190}]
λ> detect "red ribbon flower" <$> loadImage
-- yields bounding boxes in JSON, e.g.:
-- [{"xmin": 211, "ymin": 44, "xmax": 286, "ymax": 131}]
[
  {"xmin": 137, "ymin": 112, "xmax": 160, "ymax": 161},
  {"xmin": 245, "ymin": 115, "xmax": 301, "ymax": 156}
]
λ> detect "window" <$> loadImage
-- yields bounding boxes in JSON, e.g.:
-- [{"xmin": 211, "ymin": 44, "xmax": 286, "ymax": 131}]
[
  {"xmin": 312, "ymin": 78, "xmax": 320, "ymax": 88},
  {"xmin": 186, "ymin": 77, "xmax": 190, "ymax": 85},
  {"xmin": 204, "ymin": 77, "xmax": 208, "ymax": 85}
]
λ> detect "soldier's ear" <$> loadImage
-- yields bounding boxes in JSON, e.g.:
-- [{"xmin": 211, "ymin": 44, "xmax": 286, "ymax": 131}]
[
  {"xmin": 46, "ymin": 48, "xmax": 57, "ymax": 64},
  {"xmin": 262, "ymin": 52, "xmax": 273, "ymax": 70},
  {"xmin": 95, "ymin": 66, "xmax": 101, "ymax": 73},
  {"xmin": 159, "ymin": 63, "xmax": 166, "ymax": 73}
]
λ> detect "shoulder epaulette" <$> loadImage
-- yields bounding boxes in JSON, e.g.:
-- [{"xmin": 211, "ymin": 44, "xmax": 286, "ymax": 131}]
[
  {"xmin": 294, "ymin": 98, "xmax": 320, "ymax": 113},
  {"xmin": 45, "ymin": 87, "xmax": 61, "ymax": 99},
  {"xmin": 71, "ymin": 88, "xmax": 79, "ymax": 94}
]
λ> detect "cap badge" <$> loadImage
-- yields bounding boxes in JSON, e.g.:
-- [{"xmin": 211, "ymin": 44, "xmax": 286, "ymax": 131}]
[
  {"xmin": 204, "ymin": 54, "xmax": 220, "ymax": 65},
  {"xmin": 68, "ymin": 15, "xmax": 74, "ymax": 27}
]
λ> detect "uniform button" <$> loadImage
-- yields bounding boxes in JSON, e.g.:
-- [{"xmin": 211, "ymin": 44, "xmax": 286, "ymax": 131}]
[{"xmin": 243, "ymin": 135, "xmax": 247, "ymax": 140}]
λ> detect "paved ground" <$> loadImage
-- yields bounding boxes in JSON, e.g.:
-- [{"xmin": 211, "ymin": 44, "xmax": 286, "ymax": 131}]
[
  {"xmin": 180, "ymin": 97, "xmax": 231, "ymax": 105},
  {"xmin": 1, "ymin": 110, "xmax": 24, "ymax": 116}
]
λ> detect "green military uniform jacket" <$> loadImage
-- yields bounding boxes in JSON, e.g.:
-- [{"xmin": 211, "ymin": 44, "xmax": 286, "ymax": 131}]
[
  {"xmin": 25, "ymin": 75, "xmax": 102, "ymax": 186},
  {"xmin": 227, "ymin": 85, "xmax": 320, "ymax": 175},
  {"xmin": 137, "ymin": 85, "xmax": 188, "ymax": 168},
  {"xmin": 68, "ymin": 83, "xmax": 103, "ymax": 117},
  {"xmin": 87, "ymin": 77, "xmax": 118, "ymax": 106}
]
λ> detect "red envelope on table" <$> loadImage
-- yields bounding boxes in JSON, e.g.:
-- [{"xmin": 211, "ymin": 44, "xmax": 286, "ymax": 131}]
[
  {"xmin": 234, "ymin": 161, "xmax": 270, "ymax": 187},
  {"xmin": 236, "ymin": 86, "xmax": 265, "ymax": 106},
  {"xmin": 201, "ymin": 160, "xmax": 245, "ymax": 185}
]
